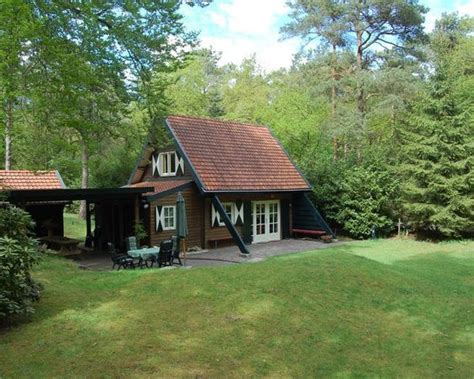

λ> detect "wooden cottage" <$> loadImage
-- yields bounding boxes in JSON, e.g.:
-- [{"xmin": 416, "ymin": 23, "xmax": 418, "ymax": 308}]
[{"xmin": 127, "ymin": 115, "xmax": 333, "ymax": 255}]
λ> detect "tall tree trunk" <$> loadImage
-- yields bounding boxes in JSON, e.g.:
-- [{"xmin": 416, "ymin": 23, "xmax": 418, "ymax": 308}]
[
  {"xmin": 4, "ymin": 99, "xmax": 13, "ymax": 170},
  {"xmin": 331, "ymin": 44, "xmax": 338, "ymax": 161},
  {"xmin": 78, "ymin": 139, "xmax": 89, "ymax": 219},
  {"xmin": 356, "ymin": 28, "xmax": 365, "ymax": 115},
  {"xmin": 356, "ymin": 22, "xmax": 366, "ymax": 162}
]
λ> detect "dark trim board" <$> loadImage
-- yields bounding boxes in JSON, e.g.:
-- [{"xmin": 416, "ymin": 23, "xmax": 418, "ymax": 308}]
[
  {"xmin": 145, "ymin": 182, "xmax": 194, "ymax": 202},
  {"xmin": 211, "ymin": 195, "xmax": 250, "ymax": 255},
  {"xmin": 265, "ymin": 126, "xmax": 313, "ymax": 191},
  {"xmin": 8, "ymin": 187, "xmax": 154, "ymax": 202},
  {"xmin": 164, "ymin": 119, "xmax": 207, "ymax": 194}
]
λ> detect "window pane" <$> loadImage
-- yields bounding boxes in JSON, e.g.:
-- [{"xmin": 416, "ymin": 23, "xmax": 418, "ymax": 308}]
[
  {"xmin": 170, "ymin": 153, "xmax": 176, "ymax": 173},
  {"xmin": 161, "ymin": 154, "xmax": 168, "ymax": 174},
  {"xmin": 225, "ymin": 204, "xmax": 233, "ymax": 220},
  {"xmin": 163, "ymin": 206, "xmax": 175, "ymax": 229},
  {"xmin": 219, "ymin": 203, "xmax": 234, "ymax": 225}
]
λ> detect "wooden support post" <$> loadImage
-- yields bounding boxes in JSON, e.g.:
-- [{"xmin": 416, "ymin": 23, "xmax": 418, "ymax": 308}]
[
  {"xmin": 134, "ymin": 195, "xmax": 140, "ymax": 225},
  {"xmin": 85, "ymin": 200, "xmax": 93, "ymax": 248}
]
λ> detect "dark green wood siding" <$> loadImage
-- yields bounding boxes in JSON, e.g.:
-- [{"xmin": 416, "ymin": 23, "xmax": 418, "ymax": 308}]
[
  {"xmin": 281, "ymin": 199, "xmax": 290, "ymax": 239},
  {"xmin": 242, "ymin": 200, "xmax": 253, "ymax": 244},
  {"xmin": 292, "ymin": 193, "xmax": 334, "ymax": 236}
]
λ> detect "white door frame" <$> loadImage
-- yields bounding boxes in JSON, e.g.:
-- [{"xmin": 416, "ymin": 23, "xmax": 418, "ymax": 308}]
[{"xmin": 252, "ymin": 200, "xmax": 281, "ymax": 243}]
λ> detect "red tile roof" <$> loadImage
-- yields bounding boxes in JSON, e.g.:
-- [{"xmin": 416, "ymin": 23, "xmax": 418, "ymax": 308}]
[
  {"xmin": 127, "ymin": 179, "xmax": 192, "ymax": 196},
  {"xmin": 166, "ymin": 115, "xmax": 311, "ymax": 192},
  {"xmin": 0, "ymin": 170, "xmax": 65, "ymax": 191}
]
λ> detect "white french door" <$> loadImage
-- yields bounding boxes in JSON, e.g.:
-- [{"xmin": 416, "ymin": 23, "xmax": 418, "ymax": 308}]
[{"xmin": 252, "ymin": 200, "xmax": 280, "ymax": 243}]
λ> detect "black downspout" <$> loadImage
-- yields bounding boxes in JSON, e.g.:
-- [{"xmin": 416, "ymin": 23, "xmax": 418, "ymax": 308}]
[{"xmin": 211, "ymin": 195, "xmax": 250, "ymax": 256}]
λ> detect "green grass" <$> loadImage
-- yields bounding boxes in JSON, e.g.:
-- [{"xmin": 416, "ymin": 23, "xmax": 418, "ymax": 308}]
[
  {"xmin": 1, "ymin": 240, "xmax": 473, "ymax": 378},
  {"xmin": 63, "ymin": 212, "xmax": 93, "ymax": 240}
]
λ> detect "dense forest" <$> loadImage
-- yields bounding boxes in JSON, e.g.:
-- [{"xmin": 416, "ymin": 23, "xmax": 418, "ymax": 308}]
[{"xmin": 1, "ymin": 1, "xmax": 472, "ymax": 239}]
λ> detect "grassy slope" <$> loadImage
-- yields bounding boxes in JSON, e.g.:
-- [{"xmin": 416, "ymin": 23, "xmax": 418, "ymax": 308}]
[{"xmin": 0, "ymin": 240, "xmax": 473, "ymax": 378}]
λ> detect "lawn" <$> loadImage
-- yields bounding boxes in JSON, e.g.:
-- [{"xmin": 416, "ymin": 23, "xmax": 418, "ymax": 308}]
[
  {"xmin": 63, "ymin": 212, "xmax": 93, "ymax": 240},
  {"xmin": 0, "ymin": 240, "xmax": 473, "ymax": 378}
]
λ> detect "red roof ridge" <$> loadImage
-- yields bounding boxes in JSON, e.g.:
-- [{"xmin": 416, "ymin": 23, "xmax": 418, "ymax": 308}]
[
  {"xmin": 0, "ymin": 169, "xmax": 58, "ymax": 174},
  {"xmin": 167, "ymin": 115, "xmax": 268, "ymax": 129}
]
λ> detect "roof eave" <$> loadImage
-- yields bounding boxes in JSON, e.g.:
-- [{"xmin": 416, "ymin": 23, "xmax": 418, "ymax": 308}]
[
  {"xmin": 201, "ymin": 188, "xmax": 312, "ymax": 194},
  {"xmin": 145, "ymin": 181, "xmax": 194, "ymax": 202},
  {"xmin": 164, "ymin": 118, "xmax": 207, "ymax": 194},
  {"xmin": 265, "ymin": 125, "xmax": 313, "ymax": 191},
  {"xmin": 127, "ymin": 136, "xmax": 154, "ymax": 185}
]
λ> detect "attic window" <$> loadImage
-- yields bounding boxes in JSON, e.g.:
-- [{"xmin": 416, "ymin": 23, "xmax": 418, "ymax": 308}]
[{"xmin": 159, "ymin": 152, "xmax": 177, "ymax": 176}]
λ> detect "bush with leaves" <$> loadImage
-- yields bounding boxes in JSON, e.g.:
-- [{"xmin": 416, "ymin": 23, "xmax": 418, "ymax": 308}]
[
  {"xmin": 333, "ymin": 166, "xmax": 399, "ymax": 239},
  {"xmin": 0, "ymin": 205, "xmax": 42, "ymax": 321}
]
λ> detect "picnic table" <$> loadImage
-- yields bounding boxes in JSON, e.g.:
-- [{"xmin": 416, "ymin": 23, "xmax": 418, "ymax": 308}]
[
  {"xmin": 127, "ymin": 247, "xmax": 160, "ymax": 268},
  {"xmin": 39, "ymin": 236, "xmax": 81, "ymax": 255}
]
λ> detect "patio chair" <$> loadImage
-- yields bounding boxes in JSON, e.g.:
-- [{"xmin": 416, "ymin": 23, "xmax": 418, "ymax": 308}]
[
  {"xmin": 126, "ymin": 236, "xmax": 138, "ymax": 251},
  {"xmin": 170, "ymin": 236, "xmax": 182, "ymax": 266},
  {"xmin": 158, "ymin": 240, "xmax": 173, "ymax": 268},
  {"xmin": 126, "ymin": 236, "xmax": 147, "ymax": 268},
  {"xmin": 108, "ymin": 243, "xmax": 135, "ymax": 270}
]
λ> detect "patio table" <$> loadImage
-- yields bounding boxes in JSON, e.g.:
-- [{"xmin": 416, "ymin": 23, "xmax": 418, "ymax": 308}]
[{"xmin": 127, "ymin": 247, "xmax": 160, "ymax": 267}]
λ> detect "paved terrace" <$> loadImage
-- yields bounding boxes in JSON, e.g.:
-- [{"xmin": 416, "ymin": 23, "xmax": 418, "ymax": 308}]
[{"xmin": 68, "ymin": 239, "xmax": 341, "ymax": 271}]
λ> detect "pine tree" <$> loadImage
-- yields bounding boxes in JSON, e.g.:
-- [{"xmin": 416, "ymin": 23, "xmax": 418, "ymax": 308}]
[{"xmin": 399, "ymin": 14, "xmax": 474, "ymax": 238}]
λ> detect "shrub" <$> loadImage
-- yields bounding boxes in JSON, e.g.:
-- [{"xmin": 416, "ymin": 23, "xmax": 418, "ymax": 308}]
[
  {"xmin": 334, "ymin": 166, "xmax": 399, "ymax": 239},
  {"xmin": 0, "ymin": 205, "xmax": 42, "ymax": 321}
]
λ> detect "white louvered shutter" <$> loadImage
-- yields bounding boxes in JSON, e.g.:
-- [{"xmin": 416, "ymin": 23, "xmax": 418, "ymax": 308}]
[
  {"xmin": 152, "ymin": 154, "xmax": 159, "ymax": 176},
  {"xmin": 235, "ymin": 203, "xmax": 244, "ymax": 225},
  {"xmin": 156, "ymin": 154, "xmax": 163, "ymax": 177},
  {"xmin": 156, "ymin": 206, "xmax": 163, "ymax": 231},
  {"xmin": 177, "ymin": 156, "xmax": 184, "ymax": 175},
  {"xmin": 211, "ymin": 204, "xmax": 219, "ymax": 228}
]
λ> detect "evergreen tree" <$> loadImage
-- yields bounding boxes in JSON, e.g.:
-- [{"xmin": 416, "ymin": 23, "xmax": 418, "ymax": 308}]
[
  {"xmin": 282, "ymin": 0, "xmax": 427, "ymax": 158},
  {"xmin": 399, "ymin": 14, "xmax": 474, "ymax": 237}
]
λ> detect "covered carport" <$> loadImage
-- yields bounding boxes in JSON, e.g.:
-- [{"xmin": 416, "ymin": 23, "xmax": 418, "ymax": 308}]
[{"xmin": 7, "ymin": 187, "xmax": 153, "ymax": 252}]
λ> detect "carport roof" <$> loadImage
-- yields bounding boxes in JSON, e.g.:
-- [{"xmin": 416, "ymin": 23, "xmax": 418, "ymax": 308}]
[{"xmin": 6, "ymin": 187, "xmax": 154, "ymax": 203}]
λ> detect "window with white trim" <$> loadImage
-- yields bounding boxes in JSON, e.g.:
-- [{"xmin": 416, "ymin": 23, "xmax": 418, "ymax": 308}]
[
  {"xmin": 162, "ymin": 205, "xmax": 176, "ymax": 230},
  {"xmin": 218, "ymin": 203, "xmax": 235, "ymax": 226},
  {"xmin": 159, "ymin": 152, "xmax": 177, "ymax": 176}
]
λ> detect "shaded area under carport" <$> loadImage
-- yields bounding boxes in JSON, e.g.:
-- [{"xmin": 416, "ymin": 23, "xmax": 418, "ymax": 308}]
[{"xmin": 7, "ymin": 187, "xmax": 153, "ymax": 251}]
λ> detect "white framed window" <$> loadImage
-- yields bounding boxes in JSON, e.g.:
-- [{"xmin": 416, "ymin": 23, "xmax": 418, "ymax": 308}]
[
  {"xmin": 159, "ymin": 152, "xmax": 177, "ymax": 176},
  {"xmin": 162, "ymin": 205, "xmax": 176, "ymax": 230},
  {"xmin": 218, "ymin": 203, "xmax": 235, "ymax": 226}
]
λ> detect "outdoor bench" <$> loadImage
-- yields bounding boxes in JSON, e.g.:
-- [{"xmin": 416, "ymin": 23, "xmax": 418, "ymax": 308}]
[
  {"xmin": 291, "ymin": 228, "xmax": 331, "ymax": 241},
  {"xmin": 291, "ymin": 228, "xmax": 326, "ymax": 236},
  {"xmin": 208, "ymin": 236, "xmax": 233, "ymax": 248}
]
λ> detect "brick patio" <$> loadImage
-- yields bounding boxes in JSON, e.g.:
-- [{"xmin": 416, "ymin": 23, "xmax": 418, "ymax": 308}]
[{"xmin": 68, "ymin": 239, "xmax": 340, "ymax": 271}]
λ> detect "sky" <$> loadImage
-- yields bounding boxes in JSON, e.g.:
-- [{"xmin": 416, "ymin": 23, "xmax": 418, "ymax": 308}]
[{"xmin": 179, "ymin": 0, "xmax": 474, "ymax": 72}]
